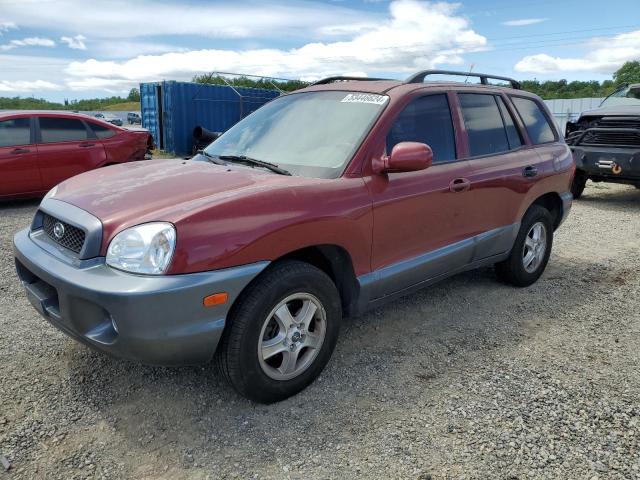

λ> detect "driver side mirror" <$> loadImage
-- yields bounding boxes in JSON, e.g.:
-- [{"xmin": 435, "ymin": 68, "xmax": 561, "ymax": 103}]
[{"xmin": 372, "ymin": 142, "xmax": 433, "ymax": 174}]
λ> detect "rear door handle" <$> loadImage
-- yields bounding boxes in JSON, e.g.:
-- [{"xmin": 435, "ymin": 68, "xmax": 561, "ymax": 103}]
[
  {"xmin": 523, "ymin": 165, "xmax": 538, "ymax": 178},
  {"xmin": 11, "ymin": 148, "xmax": 30, "ymax": 154},
  {"xmin": 79, "ymin": 142, "xmax": 95, "ymax": 147},
  {"xmin": 449, "ymin": 177, "xmax": 471, "ymax": 193}
]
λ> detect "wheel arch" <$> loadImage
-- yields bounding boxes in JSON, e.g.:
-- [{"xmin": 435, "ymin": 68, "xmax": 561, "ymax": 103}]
[
  {"xmin": 274, "ymin": 245, "xmax": 360, "ymax": 317},
  {"xmin": 528, "ymin": 192, "xmax": 564, "ymax": 230},
  {"xmin": 229, "ymin": 244, "xmax": 360, "ymax": 319}
]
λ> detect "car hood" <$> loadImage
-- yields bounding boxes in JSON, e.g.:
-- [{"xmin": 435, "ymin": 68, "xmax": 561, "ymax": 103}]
[
  {"xmin": 51, "ymin": 159, "xmax": 314, "ymax": 227},
  {"xmin": 580, "ymin": 105, "xmax": 640, "ymax": 117}
]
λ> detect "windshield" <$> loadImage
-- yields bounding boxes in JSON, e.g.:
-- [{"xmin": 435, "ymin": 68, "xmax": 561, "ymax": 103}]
[
  {"xmin": 601, "ymin": 85, "xmax": 640, "ymax": 107},
  {"xmin": 204, "ymin": 91, "xmax": 388, "ymax": 178}
]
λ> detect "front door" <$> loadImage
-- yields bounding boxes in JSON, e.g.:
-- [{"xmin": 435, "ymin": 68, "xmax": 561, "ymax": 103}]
[
  {"xmin": 0, "ymin": 117, "xmax": 42, "ymax": 197},
  {"xmin": 367, "ymin": 93, "xmax": 474, "ymax": 299}
]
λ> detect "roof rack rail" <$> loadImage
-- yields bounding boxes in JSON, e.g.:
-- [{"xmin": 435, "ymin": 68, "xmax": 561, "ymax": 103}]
[
  {"xmin": 405, "ymin": 70, "xmax": 521, "ymax": 90},
  {"xmin": 310, "ymin": 76, "xmax": 392, "ymax": 86}
]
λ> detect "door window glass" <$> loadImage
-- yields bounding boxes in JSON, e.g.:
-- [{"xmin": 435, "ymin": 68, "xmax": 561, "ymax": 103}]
[
  {"xmin": 386, "ymin": 94, "xmax": 456, "ymax": 163},
  {"xmin": 459, "ymin": 94, "xmax": 509, "ymax": 156},
  {"xmin": 0, "ymin": 118, "xmax": 31, "ymax": 147},
  {"xmin": 511, "ymin": 96, "xmax": 556, "ymax": 144},
  {"xmin": 39, "ymin": 117, "xmax": 89, "ymax": 143},
  {"xmin": 496, "ymin": 96, "xmax": 522, "ymax": 149}
]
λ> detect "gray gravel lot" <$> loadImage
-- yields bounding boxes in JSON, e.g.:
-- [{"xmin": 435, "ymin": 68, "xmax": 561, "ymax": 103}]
[{"xmin": 1, "ymin": 182, "xmax": 639, "ymax": 480}]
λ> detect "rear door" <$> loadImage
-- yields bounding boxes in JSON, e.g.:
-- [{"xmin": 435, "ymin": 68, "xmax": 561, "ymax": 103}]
[
  {"xmin": 0, "ymin": 116, "xmax": 42, "ymax": 197},
  {"xmin": 36, "ymin": 116, "xmax": 107, "ymax": 189},
  {"xmin": 457, "ymin": 92, "xmax": 540, "ymax": 248}
]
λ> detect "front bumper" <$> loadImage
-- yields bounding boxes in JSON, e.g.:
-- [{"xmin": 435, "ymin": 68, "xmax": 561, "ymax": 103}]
[
  {"xmin": 14, "ymin": 228, "xmax": 268, "ymax": 366},
  {"xmin": 571, "ymin": 146, "xmax": 640, "ymax": 181}
]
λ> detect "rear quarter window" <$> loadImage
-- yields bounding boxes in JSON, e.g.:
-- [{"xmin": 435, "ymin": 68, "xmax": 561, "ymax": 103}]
[
  {"xmin": 511, "ymin": 96, "xmax": 556, "ymax": 144},
  {"xmin": 89, "ymin": 122, "xmax": 116, "ymax": 139}
]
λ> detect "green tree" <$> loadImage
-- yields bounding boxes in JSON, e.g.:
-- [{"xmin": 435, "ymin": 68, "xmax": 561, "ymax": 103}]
[
  {"xmin": 127, "ymin": 87, "xmax": 141, "ymax": 102},
  {"xmin": 613, "ymin": 61, "xmax": 640, "ymax": 86}
]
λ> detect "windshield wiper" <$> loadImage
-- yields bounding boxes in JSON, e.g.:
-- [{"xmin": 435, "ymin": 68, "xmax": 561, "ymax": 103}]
[
  {"xmin": 217, "ymin": 155, "xmax": 292, "ymax": 176},
  {"xmin": 200, "ymin": 150, "xmax": 226, "ymax": 165}
]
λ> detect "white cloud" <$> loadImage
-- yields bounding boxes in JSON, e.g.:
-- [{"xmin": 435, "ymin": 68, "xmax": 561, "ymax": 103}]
[
  {"xmin": 60, "ymin": 34, "xmax": 86, "ymax": 50},
  {"xmin": 0, "ymin": 79, "xmax": 60, "ymax": 92},
  {"xmin": 502, "ymin": 18, "xmax": 548, "ymax": 27},
  {"xmin": 515, "ymin": 30, "xmax": 640, "ymax": 74},
  {"xmin": 0, "ymin": 0, "xmax": 379, "ymax": 40},
  {"xmin": 0, "ymin": 36, "xmax": 55, "ymax": 51},
  {"xmin": 63, "ymin": 0, "xmax": 487, "ymax": 91},
  {"xmin": 0, "ymin": 22, "xmax": 17, "ymax": 35}
]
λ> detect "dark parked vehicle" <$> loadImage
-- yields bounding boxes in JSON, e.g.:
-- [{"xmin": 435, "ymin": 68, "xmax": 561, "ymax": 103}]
[
  {"xmin": 127, "ymin": 112, "xmax": 141, "ymax": 125},
  {"xmin": 14, "ymin": 71, "xmax": 574, "ymax": 403},
  {"xmin": 0, "ymin": 111, "xmax": 153, "ymax": 199},
  {"xmin": 566, "ymin": 83, "xmax": 640, "ymax": 198},
  {"xmin": 94, "ymin": 112, "xmax": 123, "ymax": 126}
]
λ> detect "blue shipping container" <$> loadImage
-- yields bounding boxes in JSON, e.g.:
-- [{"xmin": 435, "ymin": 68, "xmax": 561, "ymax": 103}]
[{"xmin": 141, "ymin": 80, "xmax": 280, "ymax": 155}]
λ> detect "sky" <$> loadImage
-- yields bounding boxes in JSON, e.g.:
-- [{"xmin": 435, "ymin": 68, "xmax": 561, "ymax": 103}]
[{"xmin": 1, "ymin": 0, "xmax": 639, "ymax": 101}]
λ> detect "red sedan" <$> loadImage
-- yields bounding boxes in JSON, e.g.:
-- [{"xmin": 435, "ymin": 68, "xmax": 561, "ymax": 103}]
[{"xmin": 0, "ymin": 111, "xmax": 153, "ymax": 199}]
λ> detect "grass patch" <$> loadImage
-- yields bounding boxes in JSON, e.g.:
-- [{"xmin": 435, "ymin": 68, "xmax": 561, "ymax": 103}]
[{"xmin": 103, "ymin": 102, "xmax": 140, "ymax": 111}]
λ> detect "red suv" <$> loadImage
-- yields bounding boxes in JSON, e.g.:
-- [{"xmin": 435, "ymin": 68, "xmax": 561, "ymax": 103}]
[
  {"xmin": 14, "ymin": 71, "xmax": 574, "ymax": 403},
  {"xmin": 0, "ymin": 111, "xmax": 152, "ymax": 199}
]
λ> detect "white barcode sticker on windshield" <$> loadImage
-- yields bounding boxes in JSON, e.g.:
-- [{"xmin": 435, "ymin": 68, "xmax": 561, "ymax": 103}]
[{"xmin": 341, "ymin": 93, "xmax": 388, "ymax": 105}]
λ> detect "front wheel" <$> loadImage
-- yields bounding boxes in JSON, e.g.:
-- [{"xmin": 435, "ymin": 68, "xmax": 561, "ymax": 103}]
[
  {"xmin": 216, "ymin": 260, "xmax": 341, "ymax": 403},
  {"xmin": 495, "ymin": 205, "xmax": 554, "ymax": 287}
]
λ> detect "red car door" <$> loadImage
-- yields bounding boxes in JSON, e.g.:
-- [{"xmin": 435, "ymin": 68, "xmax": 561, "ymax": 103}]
[
  {"xmin": 36, "ymin": 115, "xmax": 107, "ymax": 190},
  {"xmin": 0, "ymin": 116, "xmax": 42, "ymax": 198},
  {"xmin": 366, "ymin": 93, "xmax": 474, "ymax": 298}
]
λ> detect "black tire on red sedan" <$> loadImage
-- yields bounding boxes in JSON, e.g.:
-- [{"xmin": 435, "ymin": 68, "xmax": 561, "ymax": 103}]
[
  {"xmin": 495, "ymin": 205, "xmax": 554, "ymax": 287},
  {"xmin": 216, "ymin": 260, "xmax": 341, "ymax": 403}
]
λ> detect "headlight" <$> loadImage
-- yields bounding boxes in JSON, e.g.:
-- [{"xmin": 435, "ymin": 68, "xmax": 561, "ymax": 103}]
[{"xmin": 106, "ymin": 222, "xmax": 176, "ymax": 275}]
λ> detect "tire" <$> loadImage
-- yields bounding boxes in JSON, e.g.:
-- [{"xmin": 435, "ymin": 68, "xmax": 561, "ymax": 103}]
[
  {"xmin": 571, "ymin": 170, "xmax": 587, "ymax": 199},
  {"xmin": 495, "ymin": 205, "xmax": 554, "ymax": 287},
  {"xmin": 216, "ymin": 260, "xmax": 341, "ymax": 403}
]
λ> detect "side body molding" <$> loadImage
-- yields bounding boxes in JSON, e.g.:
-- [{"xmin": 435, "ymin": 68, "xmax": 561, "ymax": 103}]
[{"xmin": 356, "ymin": 222, "xmax": 520, "ymax": 313}]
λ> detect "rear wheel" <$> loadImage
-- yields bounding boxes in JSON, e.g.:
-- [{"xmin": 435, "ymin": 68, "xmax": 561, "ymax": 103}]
[
  {"xmin": 216, "ymin": 260, "xmax": 341, "ymax": 403},
  {"xmin": 495, "ymin": 205, "xmax": 553, "ymax": 287},
  {"xmin": 571, "ymin": 170, "xmax": 587, "ymax": 199}
]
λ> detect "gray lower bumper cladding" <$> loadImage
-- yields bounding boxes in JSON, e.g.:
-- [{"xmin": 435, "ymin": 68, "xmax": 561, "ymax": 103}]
[{"xmin": 14, "ymin": 228, "xmax": 268, "ymax": 366}]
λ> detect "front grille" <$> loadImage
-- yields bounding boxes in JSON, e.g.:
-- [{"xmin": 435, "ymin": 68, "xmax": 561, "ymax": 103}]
[
  {"xmin": 581, "ymin": 130, "xmax": 640, "ymax": 147},
  {"xmin": 42, "ymin": 214, "xmax": 86, "ymax": 253},
  {"xmin": 594, "ymin": 116, "xmax": 640, "ymax": 129}
]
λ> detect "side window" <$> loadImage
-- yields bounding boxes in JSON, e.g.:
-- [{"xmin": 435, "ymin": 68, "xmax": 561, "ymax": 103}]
[
  {"xmin": 89, "ymin": 122, "xmax": 116, "ymax": 139},
  {"xmin": 0, "ymin": 118, "xmax": 31, "ymax": 147},
  {"xmin": 386, "ymin": 94, "xmax": 456, "ymax": 163},
  {"xmin": 511, "ymin": 96, "xmax": 556, "ymax": 144},
  {"xmin": 39, "ymin": 117, "xmax": 89, "ymax": 144},
  {"xmin": 458, "ymin": 93, "xmax": 509, "ymax": 156},
  {"xmin": 496, "ymin": 96, "xmax": 522, "ymax": 149}
]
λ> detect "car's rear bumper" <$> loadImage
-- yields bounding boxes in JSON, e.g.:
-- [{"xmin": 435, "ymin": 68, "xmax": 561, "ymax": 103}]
[
  {"xmin": 14, "ymin": 228, "xmax": 268, "ymax": 366},
  {"xmin": 572, "ymin": 146, "xmax": 640, "ymax": 181}
]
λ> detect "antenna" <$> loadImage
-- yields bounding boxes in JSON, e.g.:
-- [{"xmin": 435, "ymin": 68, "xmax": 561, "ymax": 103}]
[{"xmin": 464, "ymin": 64, "xmax": 475, "ymax": 84}]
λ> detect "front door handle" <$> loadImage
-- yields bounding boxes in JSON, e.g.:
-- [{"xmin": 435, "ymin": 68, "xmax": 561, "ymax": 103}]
[
  {"xmin": 449, "ymin": 177, "xmax": 471, "ymax": 193},
  {"xmin": 523, "ymin": 165, "xmax": 538, "ymax": 178},
  {"xmin": 11, "ymin": 148, "xmax": 30, "ymax": 154},
  {"xmin": 79, "ymin": 142, "xmax": 95, "ymax": 147}
]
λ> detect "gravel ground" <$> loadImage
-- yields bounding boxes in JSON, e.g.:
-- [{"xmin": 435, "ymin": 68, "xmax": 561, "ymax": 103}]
[{"xmin": 1, "ymin": 182, "xmax": 639, "ymax": 480}]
